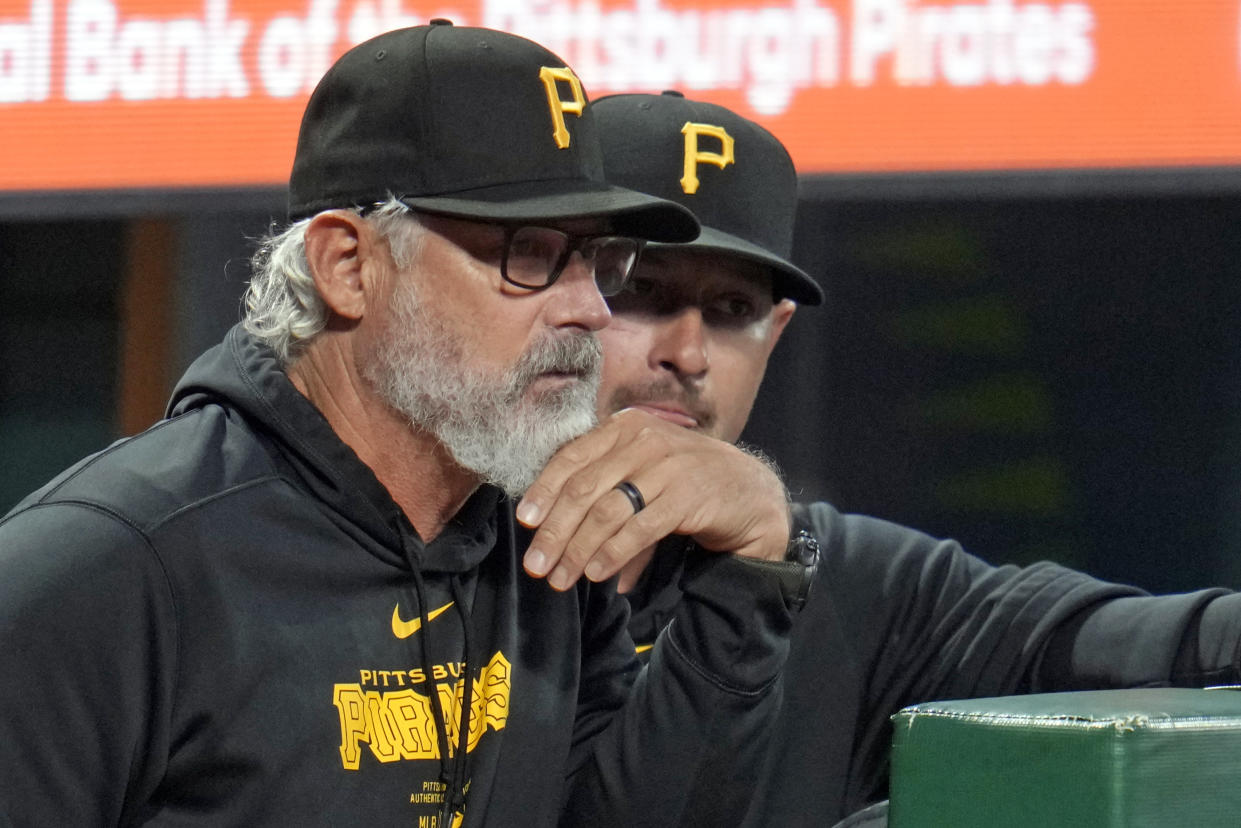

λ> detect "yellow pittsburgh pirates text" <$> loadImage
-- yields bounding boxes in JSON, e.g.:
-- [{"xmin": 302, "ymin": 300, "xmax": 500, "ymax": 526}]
[{"xmin": 333, "ymin": 652, "xmax": 512, "ymax": 770}]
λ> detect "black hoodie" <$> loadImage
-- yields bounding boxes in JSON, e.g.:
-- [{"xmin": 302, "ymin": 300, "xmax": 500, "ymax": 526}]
[
  {"xmin": 0, "ymin": 326, "xmax": 793, "ymax": 826},
  {"xmin": 628, "ymin": 503, "xmax": 1241, "ymax": 825}
]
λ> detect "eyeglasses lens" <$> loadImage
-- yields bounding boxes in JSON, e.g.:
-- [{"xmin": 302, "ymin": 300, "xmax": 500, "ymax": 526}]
[
  {"xmin": 504, "ymin": 227, "xmax": 638, "ymax": 297},
  {"xmin": 584, "ymin": 238, "xmax": 638, "ymax": 296},
  {"xmin": 505, "ymin": 227, "xmax": 565, "ymax": 288}
]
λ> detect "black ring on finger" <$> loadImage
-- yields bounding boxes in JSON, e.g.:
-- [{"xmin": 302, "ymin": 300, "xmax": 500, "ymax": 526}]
[{"xmin": 614, "ymin": 480, "xmax": 646, "ymax": 514}]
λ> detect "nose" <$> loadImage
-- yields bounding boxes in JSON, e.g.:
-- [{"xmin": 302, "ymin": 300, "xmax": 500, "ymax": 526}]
[
  {"xmin": 652, "ymin": 306, "xmax": 709, "ymax": 378},
  {"xmin": 544, "ymin": 252, "xmax": 612, "ymax": 332}
]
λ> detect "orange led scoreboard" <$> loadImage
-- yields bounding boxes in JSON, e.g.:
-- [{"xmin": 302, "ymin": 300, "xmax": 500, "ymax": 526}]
[{"xmin": 2, "ymin": 0, "xmax": 1240, "ymax": 192}]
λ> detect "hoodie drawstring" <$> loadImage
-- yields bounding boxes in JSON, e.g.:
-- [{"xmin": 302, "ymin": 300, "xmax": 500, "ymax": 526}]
[
  {"xmin": 402, "ymin": 541, "xmax": 474, "ymax": 828},
  {"xmin": 444, "ymin": 577, "xmax": 474, "ymax": 826}
]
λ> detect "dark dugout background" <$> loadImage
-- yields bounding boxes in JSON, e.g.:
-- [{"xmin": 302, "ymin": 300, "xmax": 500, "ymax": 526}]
[
  {"xmin": 4, "ymin": 181, "xmax": 1241, "ymax": 595},
  {"xmin": 746, "ymin": 184, "xmax": 1241, "ymax": 594}
]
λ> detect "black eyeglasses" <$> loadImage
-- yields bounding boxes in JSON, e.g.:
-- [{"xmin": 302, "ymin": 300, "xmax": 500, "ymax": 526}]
[{"xmin": 500, "ymin": 225, "xmax": 643, "ymax": 297}]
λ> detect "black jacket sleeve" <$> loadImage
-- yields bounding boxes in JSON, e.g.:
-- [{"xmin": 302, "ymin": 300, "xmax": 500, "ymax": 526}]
[
  {"xmin": 0, "ymin": 502, "xmax": 177, "ymax": 826},
  {"xmin": 1030, "ymin": 589, "xmax": 1241, "ymax": 690},
  {"xmin": 562, "ymin": 551, "xmax": 794, "ymax": 826},
  {"xmin": 798, "ymin": 502, "xmax": 1241, "ymax": 817},
  {"xmin": 800, "ymin": 503, "xmax": 1147, "ymax": 811},
  {"xmin": 623, "ymin": 501, "xmax": 1241, "ymax": 822}
]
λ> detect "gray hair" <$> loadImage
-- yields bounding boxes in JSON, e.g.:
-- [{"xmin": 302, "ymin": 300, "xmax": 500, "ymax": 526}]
[{"xmin": 243, "ymin": 197, "xmax": 425, "ymax": 364}]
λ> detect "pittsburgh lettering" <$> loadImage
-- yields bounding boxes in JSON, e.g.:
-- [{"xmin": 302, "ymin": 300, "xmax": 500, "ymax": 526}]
[
  {"xmin": 356, "ymin": 662, "xmax": 465, "ymax": 688},
  {"xmin": 491, "ymin": 0, "xmax": 841, "ymax": 115},
  {"xmin": 333, "ymin": 652, "xmax": 512, "ymax": 771}
]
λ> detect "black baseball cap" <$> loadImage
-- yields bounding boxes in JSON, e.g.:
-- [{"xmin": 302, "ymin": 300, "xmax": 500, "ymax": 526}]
[
  {"xmin": 288, "ymin": 23, "xmax": 698, "ymax": 243},
  {"xmin": 592, "ymin": 91, "xmax": 823, "ymax": 305}
]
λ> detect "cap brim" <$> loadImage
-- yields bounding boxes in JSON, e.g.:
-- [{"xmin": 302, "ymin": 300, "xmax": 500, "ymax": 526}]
[
  {"xmin": 400, "ymin": 179, "xmax": 699, "ymax": 243},
  {"xmin": 650, "ymin": 226, "xmax": 824, "ymax": 306}
]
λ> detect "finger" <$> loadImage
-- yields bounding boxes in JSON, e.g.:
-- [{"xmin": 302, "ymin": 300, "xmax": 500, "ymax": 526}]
[
  {"xmin": 616, "ymin": 545, "xmax": 657, "ymax": 594},
  {"xmin": 539, "ymin": 483, "xmax": 656, "ymax": 591},
  {"xmin": 570, "ymin": 497, "xmax": 680, "ymax": 587},
  {"xmin": 522, "ymin": 419, "xmax": 672, "ymax": 578},
  {"xmin": 514, "ymin": 413, "xmax": 633, "ymax": 528},
  {"xmin": 522, "ymin": 469, "xmax": 638, "ymax": 581},
  {"xmin": 529, "ymin": 469, "xmax": 669, "ymax": 589}
]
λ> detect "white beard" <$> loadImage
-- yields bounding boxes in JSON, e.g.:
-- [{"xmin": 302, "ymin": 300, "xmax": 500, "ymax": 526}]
[{"xmin": 362, "ymin": 277, "xmax": 600, "ymax": 498}]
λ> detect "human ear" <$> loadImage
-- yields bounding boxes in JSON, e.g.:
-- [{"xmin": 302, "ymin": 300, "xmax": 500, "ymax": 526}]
[
  {"xmin": 303, "ymin": 210, "xmax": 372, "ymax": 321},
  {"xmin": 764, "ymin": 299, "xmax": 797, "ymax": 356}
]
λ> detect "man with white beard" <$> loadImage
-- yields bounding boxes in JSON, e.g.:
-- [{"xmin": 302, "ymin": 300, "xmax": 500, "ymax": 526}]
[{"xmin": 0, "ymin": 27, "xmax": 813, "ymax": 826}]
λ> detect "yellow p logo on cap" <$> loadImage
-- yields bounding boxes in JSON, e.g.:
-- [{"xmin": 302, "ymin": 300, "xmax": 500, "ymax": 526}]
[
  {"xmin": 539, "ymin": 66, "xmax": 586, "ymax": 149},
  {"xmin": 680, "ymin": 122, "xmax": 735, "ymax": 194}
]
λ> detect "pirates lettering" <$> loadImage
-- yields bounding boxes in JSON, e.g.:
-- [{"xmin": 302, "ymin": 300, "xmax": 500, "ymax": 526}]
[{"xmin": 333, "ymin": 652, "xmax": 512, "ymax": 770}]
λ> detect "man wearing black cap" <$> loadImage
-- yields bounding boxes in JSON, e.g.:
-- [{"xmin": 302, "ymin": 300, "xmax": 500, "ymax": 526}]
[
  {"xmin": 588, "ymin": 90, "xmax": 1241, "ymax": 826},
  {"xmin": 0, "ymin": 30, "xmax": 808, "ymax": 826}
]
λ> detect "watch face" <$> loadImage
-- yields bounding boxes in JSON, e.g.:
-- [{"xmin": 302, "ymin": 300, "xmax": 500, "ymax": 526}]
[{"xmin": 787, "ymin": 531, "xmax": 820, "ymax": 566}]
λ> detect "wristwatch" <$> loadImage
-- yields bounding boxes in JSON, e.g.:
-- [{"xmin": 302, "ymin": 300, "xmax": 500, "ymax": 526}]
[
  {"xmin": 681, "ymin": 530, "xmax": 821, "ymax": 612},
  {"xmin": 785, "ymin": 529, "xmax": 820, "ymax": 566},
  {"xmin": 781, "ymin": 530, "xmax": 820, "ymax": 612},
  {"xmin": 734, "ymin": 530, "xmax": 820, "ymax": 612}
]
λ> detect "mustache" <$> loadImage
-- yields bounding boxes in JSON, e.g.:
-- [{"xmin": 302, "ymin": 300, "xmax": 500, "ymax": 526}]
[
  {"xmin": 511, "ymin": 332, "xmax": 602, "ymax": 391},
  {"xmin": 606, "ymin": 379, "xmax": 715, "ymax": 430}
]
